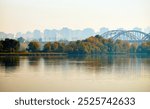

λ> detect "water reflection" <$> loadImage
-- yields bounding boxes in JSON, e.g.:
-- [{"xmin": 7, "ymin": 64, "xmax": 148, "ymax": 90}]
[
  {"xmin": 0, "ymin": 54, "xmax": 149, "ymax": 75},
  {"xmin": 41, "ymin": 54, "xmax": 149, "ymax": 76},
  {"xmin": 0, "ymin": 54, "xmax": 150, "ymax": 91},
  {"xmin": 43, "ymin": 56, "xmax": 66, "ymax": 65},
  {"xmin": 28, "ymin": 56, "xmax": 41, "ymax": 66},
  {"xmin": 0, "ymin": 56, "xmax": 19, "ymax": 73}
]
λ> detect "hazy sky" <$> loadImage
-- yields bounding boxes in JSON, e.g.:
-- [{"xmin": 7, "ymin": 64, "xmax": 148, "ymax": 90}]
[{"xmin": 0, "ymin": 0, "xmax": 150, "ymax": 33}]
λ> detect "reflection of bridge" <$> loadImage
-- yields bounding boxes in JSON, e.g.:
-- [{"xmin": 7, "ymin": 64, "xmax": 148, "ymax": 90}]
[{"xmin": 100, "ymin": 30, "xmax": 150, "ymax": 43}]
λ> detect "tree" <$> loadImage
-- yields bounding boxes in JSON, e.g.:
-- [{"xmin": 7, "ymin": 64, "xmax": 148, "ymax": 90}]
[
  {"xmin": 122, "ymin": 41, "xmax": 130, "ymax": 52},
  {"xmin": 27, "ymin": 41, "xmax": 41, "ymax": 52},
  {"xmin": 130, "ymin": 43, "xmax": 138, "ymax": 53},
  {"xmin": 107, "ymin": 38, "xmax": 115, "ymax": 53},
  {"xmin": 114, "ymin": 39, "xmax": 123, "ymax": 53},
  {"xmin": 43, "ymin": 42, "xmax": 51, "ymax": 52},
  {"xmin": 51, "ymin": 42, "xmax": 59, "ymax": 51},
  {"xmin": 64, "ymin": 45, "xmax": 74, "ymax": 53},
  {"xmin": 57, "ymin": 43, "xmax": 65, "ymax": 52},
  {"xmin": 139, "ymin": 42, "xmax": 150, "ymax": 53},
  {"xmin": 0, "ymin": 41, "xmax": 3, "ymax": 52},
  {"xmin": 2, "ymin": 39, "xmax": 20, "ymax": 52}
]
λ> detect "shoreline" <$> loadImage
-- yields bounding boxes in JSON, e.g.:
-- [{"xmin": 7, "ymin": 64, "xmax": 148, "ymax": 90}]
[
  {"xmin": 0, "ymin": 52, "xmax": 67, "ymax": 56},
  {"xmin": 0, "ymin": 52, "xmax": 149, "ymax": 57}
]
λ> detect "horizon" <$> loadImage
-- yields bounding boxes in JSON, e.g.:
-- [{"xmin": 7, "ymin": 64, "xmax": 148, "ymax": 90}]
[
  {"xmin": 1, "ymin": 27, "xmax": 150, "ymax": 35},
  {"xmin": 0, "ymin": 0, "xmax": 150, "ymax": 33},
  {"xmin": 1, "ymin": 26, "xmax": 150, "ymax": 42}
]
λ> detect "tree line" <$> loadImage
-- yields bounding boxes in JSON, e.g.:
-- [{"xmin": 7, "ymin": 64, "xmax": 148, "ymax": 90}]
[
  {"xmin": 0, "ymin": 35, "xmax": 150, "ymax": 54},
  {"xmin": 0, "ymin": 39, "xmax": 20, "ymax": 52}
]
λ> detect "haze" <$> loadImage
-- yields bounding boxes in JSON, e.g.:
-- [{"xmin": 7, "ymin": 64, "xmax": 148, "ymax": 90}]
[{"xmin": 0, "ymin": 0, "xmax": 150, "ymax": 33}]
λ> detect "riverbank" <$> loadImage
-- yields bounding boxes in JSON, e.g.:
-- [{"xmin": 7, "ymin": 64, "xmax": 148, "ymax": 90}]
[
  {"xmin": 0, "ymin": 52, "xmax": 67, "ymax": 56},
  {"xmin": 0, "ymin": 52, "xmax": 149, "ymax": 57}
]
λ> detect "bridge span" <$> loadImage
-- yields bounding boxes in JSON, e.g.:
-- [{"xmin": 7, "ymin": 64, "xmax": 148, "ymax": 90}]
[{"xmin": 100, "ymin": 30, "xmax": 150, "ymax": 43}]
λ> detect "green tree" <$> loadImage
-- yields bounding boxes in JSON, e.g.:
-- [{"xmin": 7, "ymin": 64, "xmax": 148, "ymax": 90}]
[
  {"xmin": 57, "ymin": 43, "xmax": 65, "ymax": 52},
  {"xmin": 0, "ymin": 41, "xmax": 3, "ymax": 52},
  {"xmin": 139, "ymin": 42, "xmax": 150, "ymax": 53},
  {"xmin": 2, "ymin": 39, "xmax": 20, "ymax": 52},
  {"xmin": 107, "ymin": 38, "xmax": 115, "ymax": 53},
  {"xmin": 64, "ymin": 45, "xmax": 74, "ymax": 53}
]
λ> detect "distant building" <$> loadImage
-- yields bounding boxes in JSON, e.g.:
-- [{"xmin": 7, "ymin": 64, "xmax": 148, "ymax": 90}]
[
  {"xmin": 82, "ymin": 28, "xmax": 95, "ymax": 38},
  {"xmin": 0, "ymin": 32, "xmax": 14, "ymax": 40},
  {"xmin": 33, "ymin": 30, "xmax": 42, "ymax": 41},
  {"xmin": 44, "ymin": 29, "xmax": 57, "ymax": 42},
  {"xmin": 99, "ymin": 27, "xmax": 109, "ymax": 34}
]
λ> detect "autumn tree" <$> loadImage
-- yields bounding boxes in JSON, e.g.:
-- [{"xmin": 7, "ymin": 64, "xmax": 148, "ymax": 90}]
[
  {"xmin": 114, "ymin": 39, "xmax": 123, "ymax": 53},
  {"xmin": 137, "ymin": 42, "xmax": 150, "ymax": 53},
  {"xmin": 43, "ymin": 42, "xmax": 51, "ymax": 52},
  {"xmin": 122, "ymin": 41, "xmax": 130, "ymax": 53},
  {"xmin": 51, "ymin": 42, "xmax": 59, "ymax": 51},
  {"xmin": 27, "ymin": 41, "xmax": 41, "ymax": 52},
  {"xmin": 130, "ymin": 43, "xmax": 138, "ymax": 53}
]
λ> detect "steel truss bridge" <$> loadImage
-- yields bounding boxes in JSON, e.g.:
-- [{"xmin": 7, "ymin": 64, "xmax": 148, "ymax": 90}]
[{"xmin": 100, "ymin": 30, "xmax": 150, "ymax": 43}]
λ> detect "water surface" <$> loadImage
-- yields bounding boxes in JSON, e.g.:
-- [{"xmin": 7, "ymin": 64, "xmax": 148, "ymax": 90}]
[{"xmin": 0, "ymin": 54, "xmax": 150, "ymax": 91}]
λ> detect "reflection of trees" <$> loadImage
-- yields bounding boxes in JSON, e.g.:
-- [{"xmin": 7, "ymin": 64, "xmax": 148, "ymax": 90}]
[
  {"xmin": 43, "ymin": 56, "xmax": 66, "ymax": 66},
  {"xmin": 67, "ymin": 55, "xmax": 115, "ymax": 73},
  {"xmin": 67, "ymin": 54, "xmax": 146, "ymax": 74},
  {"xmin": 68, "ymin": 55, "xmax": 114, "ymax": 66},
  {"xmin": 0, "ymin": 56, "xmax": 19, "ymax": 66},
  {"xmin": 113, "ymin": 55, "xmax": 130, "ymax": 67},
  {"xmin": 0, "ymin": 56, "xmax": 19, "ymax": 72},
  {"xmin": 130, "ymin": 54, "xmax": 150, "ymax": 68},
  {"xmin": 135, "ymin": 54, "xmax": 150, "ymax": 66},
  {"xmin": 28, "ymin": 56, "xmax": 40, "ymax": 66},
  {"xmin": 135, "ymin": 53, "xmax": 150, "ymax": 58}
]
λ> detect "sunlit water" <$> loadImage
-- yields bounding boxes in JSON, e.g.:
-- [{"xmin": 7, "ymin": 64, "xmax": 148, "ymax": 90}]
[{"xmin": 0, "ymin": 54, "xmax": 150, "ymax": 92}]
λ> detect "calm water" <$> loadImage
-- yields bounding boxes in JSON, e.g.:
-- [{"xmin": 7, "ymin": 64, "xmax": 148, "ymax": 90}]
[{"xmin": 0, "ymin": 54, "xmax": 150, "ymax": 92}]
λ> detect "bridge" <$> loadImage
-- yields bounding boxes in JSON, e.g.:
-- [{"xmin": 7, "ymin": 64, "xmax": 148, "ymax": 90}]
[{"xmin": 100, "ymin": 30, "xmax": 150, "ymax": 43}]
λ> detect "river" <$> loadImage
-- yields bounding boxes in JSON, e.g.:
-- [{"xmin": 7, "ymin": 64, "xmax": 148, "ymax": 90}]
[{"xmin": 0, "ymin": 54, "xmax": 150, "ymax": 91}]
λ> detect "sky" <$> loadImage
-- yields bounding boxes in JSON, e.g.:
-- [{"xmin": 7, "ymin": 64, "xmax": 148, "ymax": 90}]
[{"xmin": 0, "ymin": 0, "xmax": 150, "ymax": 33}]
